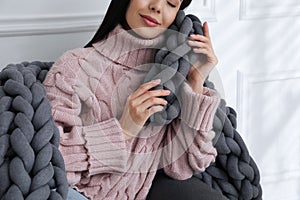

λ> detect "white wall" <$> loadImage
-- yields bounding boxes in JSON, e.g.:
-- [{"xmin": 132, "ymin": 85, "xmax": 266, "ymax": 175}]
[{"xmin": 0, "ymin": 0, "xmax": 110, "ymax": 67}]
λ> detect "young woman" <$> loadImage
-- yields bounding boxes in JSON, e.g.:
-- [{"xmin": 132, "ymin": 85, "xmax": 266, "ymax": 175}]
[{"xmin": 43, "ymin": 0, "xmax": 225, "ymax": 199}]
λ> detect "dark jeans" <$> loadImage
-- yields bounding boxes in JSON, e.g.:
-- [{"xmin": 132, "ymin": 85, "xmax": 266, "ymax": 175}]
[{"xmin": 146, "ymin": 170, "xmax": 227, "ymax": 200}]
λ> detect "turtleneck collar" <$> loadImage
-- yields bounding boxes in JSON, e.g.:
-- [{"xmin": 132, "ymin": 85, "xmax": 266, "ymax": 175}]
[{"xmin": 92, "ymin": 24, "xmax": 165, "ymax": 70}]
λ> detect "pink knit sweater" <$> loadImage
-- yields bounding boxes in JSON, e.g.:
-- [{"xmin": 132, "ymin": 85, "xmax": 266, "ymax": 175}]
[{"xmin": 43, "ymin": 24, "xmax": 221, "ymax": 200}]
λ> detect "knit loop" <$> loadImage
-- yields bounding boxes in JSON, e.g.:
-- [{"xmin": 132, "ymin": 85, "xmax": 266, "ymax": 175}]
[{"xmin": 0, "ymin": 62, "xmax": 68, "ymax": 199}]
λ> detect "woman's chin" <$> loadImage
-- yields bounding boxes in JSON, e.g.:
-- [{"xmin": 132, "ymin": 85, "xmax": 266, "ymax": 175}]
[{"xmin": 132, "ymin": 27, "xmax": 165, "ymax": 39}]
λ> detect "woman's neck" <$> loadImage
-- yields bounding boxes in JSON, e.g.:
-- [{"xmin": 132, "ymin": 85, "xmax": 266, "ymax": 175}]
[{"xmin": 120, "ymin": 20, "xmax": 152, "ymax": 40}]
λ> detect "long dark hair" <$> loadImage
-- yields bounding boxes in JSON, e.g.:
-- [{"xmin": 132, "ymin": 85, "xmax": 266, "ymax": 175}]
[{"xmin": 84, "ymin": 0, "xmax": 192, "ymax": 47}]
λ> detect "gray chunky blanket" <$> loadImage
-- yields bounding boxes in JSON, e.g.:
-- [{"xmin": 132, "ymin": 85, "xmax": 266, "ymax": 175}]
[
  {"xmin": 144, "ymin": 10, "xmax": 263, "ymax": 200},
  {"xmin": 0, "ymin": 61, "xmax": 68, "ymax": 199},
  {"xmin": 195, "ymin": 81, "xmax": 263, "ymax": 200}
]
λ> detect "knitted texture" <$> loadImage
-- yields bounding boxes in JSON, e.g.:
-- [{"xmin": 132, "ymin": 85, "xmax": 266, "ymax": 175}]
[
  {"xmin": 143, "ymin": 10, "xmax": 204, "ymax": 126},
  {"xmin": 194, "ymin": 80, "xmax": 263, "ymax": 200},
  {"xmin": 0, "ymin": 61, "xmax": 68, "ymax": 199}
]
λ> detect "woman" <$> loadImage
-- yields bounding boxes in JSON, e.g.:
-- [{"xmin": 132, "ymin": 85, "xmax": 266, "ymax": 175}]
[{"xmin": 43, "ymin": 0, "xmax": 225, "ymax": 199}]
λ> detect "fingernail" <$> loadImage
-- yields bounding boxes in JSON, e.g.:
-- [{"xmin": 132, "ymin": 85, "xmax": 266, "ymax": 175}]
[{"xmin": 153, "ymin": 79, "xmax": 161, "ymax": 84}]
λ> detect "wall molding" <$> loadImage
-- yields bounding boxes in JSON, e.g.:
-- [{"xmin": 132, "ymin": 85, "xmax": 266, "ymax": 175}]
[
  {"xmin": 262, "ymin": 169, "xmax": 300, "ymax": 183},
  {"xmin": 237, "ymin": 69, "xmax": 300, "ymax": 180},
  {"xmin": 0, "ymin": 0, "xmax": 217, "ymax": 37},
  {"xmin": 237, "ymin": 69, "xmax": 300, "ymax": 141},
  {"xmin": 263, "ymin": 171, "xmax": 300, "ymax": 200},
  {"xmin": 0, "ymin": 13, "xmax": 104, "ymax": 37},
  {"xmin": 240, "ymin": 0, "xmax": 300, "ymax": 20},
  {"xmin": 187, "ymin": 0, "xmax": 217, "ymax": 22}
]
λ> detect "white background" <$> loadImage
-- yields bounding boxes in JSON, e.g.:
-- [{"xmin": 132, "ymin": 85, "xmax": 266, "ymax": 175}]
[{"xmin": 1, "ymin": 1, "xmax": 300, "ymax": 199}]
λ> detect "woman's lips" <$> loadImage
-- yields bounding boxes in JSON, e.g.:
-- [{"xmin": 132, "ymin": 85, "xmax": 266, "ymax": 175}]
[{"xmin": 140, "ymin": 14, "xmax": 160, "ymax": 27}]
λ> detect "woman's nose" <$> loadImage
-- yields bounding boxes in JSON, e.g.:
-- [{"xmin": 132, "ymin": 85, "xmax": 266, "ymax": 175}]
[{"xmin": 149, "ymin": 1, "xmax": 161, "ymax": 14}]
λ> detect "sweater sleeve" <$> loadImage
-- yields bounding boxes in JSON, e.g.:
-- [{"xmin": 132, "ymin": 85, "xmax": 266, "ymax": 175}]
[
  {"xmin": 161, "ymin": 82, "xmax": 220, "ymax": 180},
  {"xmin": 43, "ymin": 50, "xmax": 129, "ymax": 185}
]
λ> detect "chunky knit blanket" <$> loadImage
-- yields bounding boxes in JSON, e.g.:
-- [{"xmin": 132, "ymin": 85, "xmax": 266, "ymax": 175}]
[
  {"xmin": 144, "ymin": 10, "xmax": 263, "ymax": 199},
  {"xmin": 0, "ymin": 62, "xmax": 68, "ymax": 199},
  {"xmin": 195, "ymin": 81, "xmax": 263, "ymax": 200}
]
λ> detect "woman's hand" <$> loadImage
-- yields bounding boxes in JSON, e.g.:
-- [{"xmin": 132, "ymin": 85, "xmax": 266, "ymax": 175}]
[
  {"xmin": 187, "ymin": 21, "xmax": 218, "ymax": 93},
  {"xmin": 119, "ymin": 79, "xmax": 170, "ymax": 139}
]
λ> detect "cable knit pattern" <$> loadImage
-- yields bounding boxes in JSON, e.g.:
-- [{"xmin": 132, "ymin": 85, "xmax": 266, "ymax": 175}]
[{"xmin": 43, "ymin": 24, "xmax": 220, "ymax": 200}]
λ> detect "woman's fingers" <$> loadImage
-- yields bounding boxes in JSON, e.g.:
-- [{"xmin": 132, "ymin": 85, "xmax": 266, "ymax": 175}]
[
  {"xmin": 129, "ymin": 79, "xmax": 170, "ymax": 113},
  {"xmin": 120, "ymin": 79, "xmax": 170, "ymax": 131},
  {"xmin": 192, "ymin": 47, "xmax": 209, "ymax": 55},
  {"xmin": 202, "ymin": 21, "xmax": 210, "ymax": 38},
  {"xmin": 134, "ymin": 89, "xmax": 170, "ymax": 106},
  {"xmin": 188, "ymin": 40, "xmax": 210, "ymax": 53},
  {"xmin": 187, "ymin": 22, "xmax": 218, "ymax": 66},
  {"xmin": 188, "ymin": 22, "xmax": 212, "ymax": 51},
  {"xmin": 130, "ymin": 79, "xmax": 161, "ymax": 99},
  {"xmin": 139, "ymin": 96, "xmax": 168, "ymax": 111},
  {"xmin": 189, "ymin": 34, "xmax": 209, "ymax": 43},
  {"xmin": 188, "ymin": 34, "xmax": 211, "ymax": 48},
  {"xmin": 147, "ymin": 105, "xmax": 164, "ymax": 117},
  {"xmin": 131, "ymin": 88, "xmax": 170, "ymax": 119}
]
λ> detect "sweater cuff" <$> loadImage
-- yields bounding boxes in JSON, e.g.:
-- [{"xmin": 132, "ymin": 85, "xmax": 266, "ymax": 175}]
[
  {"xmin": 82, "ymin": 118, "xmax": 128, "ymax": 176},
  {"xmin": 179, "ymin": 82, "xmax": 220, "ymax": 131}
]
